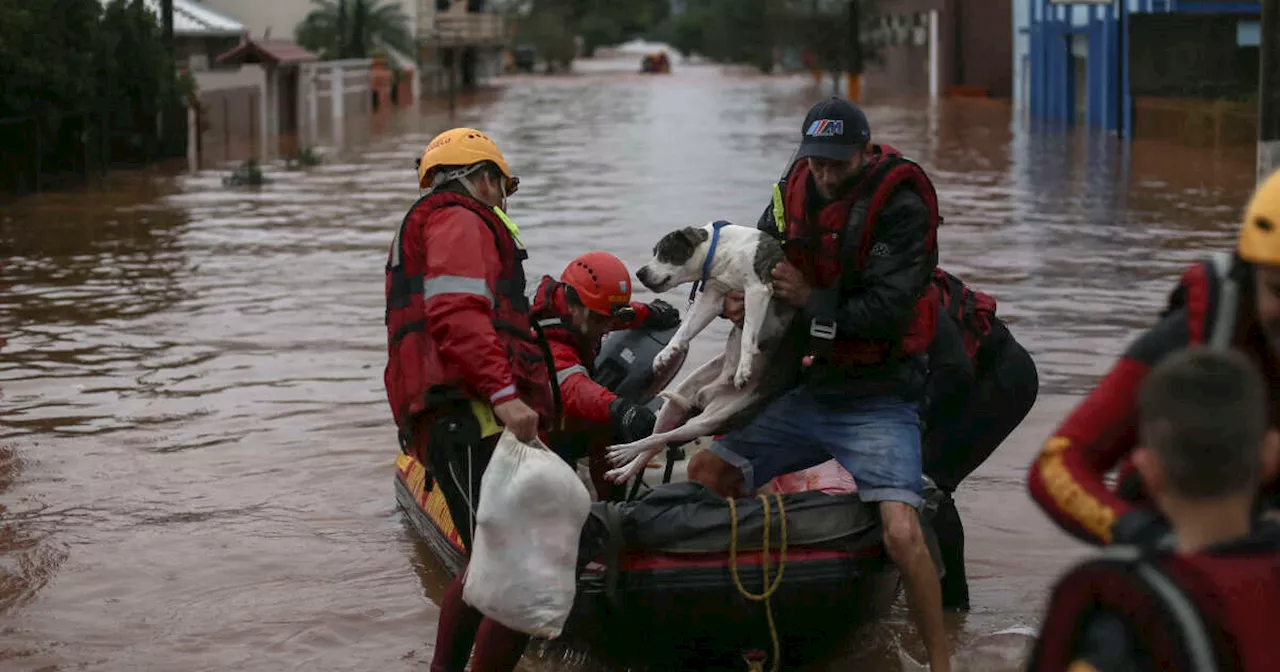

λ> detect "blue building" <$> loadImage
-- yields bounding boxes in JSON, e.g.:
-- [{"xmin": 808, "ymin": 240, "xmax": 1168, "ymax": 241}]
[{"xmin": 1013, "ymin": 0, "xmax": 1263, "ymax": 136}]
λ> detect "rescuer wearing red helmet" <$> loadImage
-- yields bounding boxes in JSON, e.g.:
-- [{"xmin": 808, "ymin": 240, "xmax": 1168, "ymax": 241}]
[{"xmin": 530, "ymin": 251, "xmax": 681, "ymax": 499}]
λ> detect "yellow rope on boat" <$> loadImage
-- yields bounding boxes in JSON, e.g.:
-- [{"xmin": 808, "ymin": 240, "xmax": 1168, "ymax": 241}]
[{"xmin": 728, "ymin": 493, "xmax": 788, "ymax": 672}]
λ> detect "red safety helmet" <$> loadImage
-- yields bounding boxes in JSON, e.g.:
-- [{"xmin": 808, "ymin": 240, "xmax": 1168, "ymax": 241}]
[{"xmin": 561, "ymin": 252, "xmax": 632, "ymax": 316}]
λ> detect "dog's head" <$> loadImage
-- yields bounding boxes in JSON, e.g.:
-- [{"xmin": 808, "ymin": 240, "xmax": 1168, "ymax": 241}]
[{"xmin": 635, "ymin": 225, "xmax": 712, "ymax": 293}]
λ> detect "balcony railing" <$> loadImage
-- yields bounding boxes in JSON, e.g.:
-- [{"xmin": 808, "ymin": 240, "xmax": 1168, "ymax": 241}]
[{"xmin": 421, "ymin": 12, "xmax": 505, "ymax": 48}]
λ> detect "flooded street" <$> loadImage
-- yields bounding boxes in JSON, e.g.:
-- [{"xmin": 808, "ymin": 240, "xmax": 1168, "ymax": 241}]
[{"xmin": 0, "ymin": 58, "xmax": 1263, "ymax": 671}]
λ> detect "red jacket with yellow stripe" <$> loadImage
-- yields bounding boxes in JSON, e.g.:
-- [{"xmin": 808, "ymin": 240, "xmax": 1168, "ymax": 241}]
[{"xmin": 1027, "ymin": 252, "xmax": 1280, "ymax": 544}]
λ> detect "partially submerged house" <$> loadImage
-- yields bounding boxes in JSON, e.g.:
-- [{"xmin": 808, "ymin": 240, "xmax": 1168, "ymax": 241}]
[{"xmin": 216, "ymin": 38, "xmax": 320, "ymax": 140}]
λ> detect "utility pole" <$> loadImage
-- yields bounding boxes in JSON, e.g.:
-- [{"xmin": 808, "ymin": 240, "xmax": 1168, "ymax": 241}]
[
  {"xmin": 337, "ymin": 0, "xmax": 349, "ymax": 58},
  {"xmin": 810, "ymin": 0, "xmax": 822, "ymax": 85},
  {"xmin": 161, "ymin": 0, "xmax": 174, "ymax": 54},
  {"xmin": 1260, "ymin": 0, "xmax": 1280, "ymax": 181},
  {"xmin": 160, "ymin": 0, "xmax": 175, "ymax": 157},
  {"xmin": 846, "ymin": 0, "xmax": 863, "ymax": 103}
]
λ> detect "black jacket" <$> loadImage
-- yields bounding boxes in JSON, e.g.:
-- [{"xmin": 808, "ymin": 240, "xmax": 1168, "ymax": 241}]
[{"xmin": 755, "ymin": 168, "xmax": 938, "ymax": 401}]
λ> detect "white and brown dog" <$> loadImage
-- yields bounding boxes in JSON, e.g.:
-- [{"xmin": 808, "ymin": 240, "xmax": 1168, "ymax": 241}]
[{"xmin": 604, "ymin": 221, "xmax": 806, "ymax": 484}]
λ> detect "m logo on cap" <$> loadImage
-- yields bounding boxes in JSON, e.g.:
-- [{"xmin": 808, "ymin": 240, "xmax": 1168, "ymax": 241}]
[{"xmin": 806, "ymin": 119, "xmax": 844, "ymax": 137}]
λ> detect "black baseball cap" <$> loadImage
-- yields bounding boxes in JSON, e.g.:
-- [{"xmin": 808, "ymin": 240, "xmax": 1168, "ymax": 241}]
[{"xmin": 795, "ymin": 97, "xmax": 871, "ymax": 162}]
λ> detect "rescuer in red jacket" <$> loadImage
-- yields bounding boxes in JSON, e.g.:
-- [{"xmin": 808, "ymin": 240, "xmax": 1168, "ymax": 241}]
[
  {"xmin": 384, "ymin": 127, "xmax": 553, "ymax": 672},
  {"xmin": 1027, "ymin": 169, "xmax": 1280, "ymax": 547},
  {"xmin": 529, "ymin": 251, "xmax": 681, "ymax": 500},
  {"xmin": 1028, "ymin": 347, "xmax": 1280, "ymax": 672}
]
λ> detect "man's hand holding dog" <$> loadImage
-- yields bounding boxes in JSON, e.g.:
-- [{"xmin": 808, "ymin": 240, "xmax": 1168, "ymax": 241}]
[
  {"xmin": 771, "ymin": 262, "xmax": 811, "ymax": 307},
  {"xmin": 720, "ymin": 291, "xmax": 746, "ymax": 327},
  {"xmin": 720, "ymin": 261, "xmax": 809, "ymax": 325}
]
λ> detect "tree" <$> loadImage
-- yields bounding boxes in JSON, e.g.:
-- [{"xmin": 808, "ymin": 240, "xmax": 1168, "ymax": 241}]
[
  {"xmin": 500, "ymin": 0, "xmax": 672, "ymax": 65},
  {"xmin": 513, "ymin": 2, "xmax": 576, "ymax": 72},
  {"xmin": 654, "ymin": 0, "xmax": 881, "ymax": 74},
  {"xmin": 573, "ymin": 0, "xmax": 669, "ymax": 56},
  {"xmin": 295, "ymin": 0, "xmax": 414, "ymax": 60},
  {"xmin": 786, "ymin": 0, "xmax": 883, "ymax": 75},
  {"xmin": 701, "ymin": 0, "xmax": 778, "ymax": 72},
  {"xmin": 0, "ymin": 0, "xmax": 186, "ymax": 191}
]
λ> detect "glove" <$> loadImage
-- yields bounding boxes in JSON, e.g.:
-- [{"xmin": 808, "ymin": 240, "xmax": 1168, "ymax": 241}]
[
  {"xmin": 609, "ymin": 397, "xmax": 657, "ymax": 444},
  {"xmin": 644, "ymin": 299, "xmax": 681, "ymax": 330},
  {"xmin": 1109, "ymin": 508, "xmax": 1172, "ymax": 548}
]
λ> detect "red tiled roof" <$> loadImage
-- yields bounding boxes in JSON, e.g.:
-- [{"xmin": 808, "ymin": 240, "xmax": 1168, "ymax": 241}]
[{"xmin": 216, "ymin": 39, "xmax": 319, "ymax": 66}]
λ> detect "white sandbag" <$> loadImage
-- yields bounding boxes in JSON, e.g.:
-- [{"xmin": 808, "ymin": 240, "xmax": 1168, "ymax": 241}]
[{"xmin": 461, "ymin": 428, "xmax": 592, "ymax": 638}]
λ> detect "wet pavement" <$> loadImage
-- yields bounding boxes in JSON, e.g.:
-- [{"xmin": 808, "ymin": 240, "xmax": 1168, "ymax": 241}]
[{"xmin": 0, "ymin": 57, "xmax": 1263, "ymax": 671}]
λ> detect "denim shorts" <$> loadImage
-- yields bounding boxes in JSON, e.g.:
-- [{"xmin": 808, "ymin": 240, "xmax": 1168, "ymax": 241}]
[{"xmin": 707, "ymin": 385, "xmax": 924, "ymax": 510}]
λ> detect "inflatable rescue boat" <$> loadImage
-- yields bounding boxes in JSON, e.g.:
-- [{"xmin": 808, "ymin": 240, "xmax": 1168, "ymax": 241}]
[
  {"xmin": 640, "ymin": 51, "xmax": 672, "ymax": 74},
  {"xmin": 394, "ymin": 326, "xmax": 944, "ymax": 670}
]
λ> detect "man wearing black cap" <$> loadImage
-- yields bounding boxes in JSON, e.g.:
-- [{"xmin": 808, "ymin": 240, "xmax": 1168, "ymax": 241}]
[{"xmin": 699, "ymin": 96, "xmax": 951, "ymax": 670}]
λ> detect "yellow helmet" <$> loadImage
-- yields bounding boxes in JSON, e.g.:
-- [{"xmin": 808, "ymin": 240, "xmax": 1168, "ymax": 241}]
[
  {"xmin": 416, "ymin": 127, "xmax": 518, "ymax": 194},
  {"xmin": 1238, "ymin": 169, "xmax": 1280, "ymax": 267}
]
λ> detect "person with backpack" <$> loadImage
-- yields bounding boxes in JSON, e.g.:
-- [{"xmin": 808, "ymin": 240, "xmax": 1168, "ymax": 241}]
[
  {"xmin": 1027, "ymin": 169, "xmax": 1280, "ymax": 547},
  {"xmin": 1028, "ymin": 348, "xmax": 1280, "ymax": 672},
  {"xmin": 711, "ymin": 97, "xmax": 952, "ymax": 671},
  {"xmin": 920, "ymin": 268, "xmax": 1039, "ymax": 611},
  {"xmin": 725, "ymin": 266, "xmax": 1038, "ymax": 612}
]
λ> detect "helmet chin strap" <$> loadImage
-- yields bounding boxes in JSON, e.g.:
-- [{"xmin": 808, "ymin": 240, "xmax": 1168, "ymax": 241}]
[
  {"xmin": 429, "ymin": 163, "xmax": 505, "ymax": 208},
  {"xmin": 457, "ymin": 174, "xmax": 481, "ymax": 200}
]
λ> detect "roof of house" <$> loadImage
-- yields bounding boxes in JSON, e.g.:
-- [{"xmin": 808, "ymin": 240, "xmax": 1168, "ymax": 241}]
[
  {"xmin": 215, "ymin": 38, "xmax": 320, "ymax": 66},
  {"xmin": 99, "ymin": 0, "xmax": 247, "ymax": 37},
  {"xmin": 172, "ymin": 0, "xmax": 246, "ymax": 36}
]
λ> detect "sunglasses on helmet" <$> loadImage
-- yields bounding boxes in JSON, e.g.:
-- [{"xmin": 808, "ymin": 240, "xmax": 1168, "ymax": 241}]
[{"xmin": 414, "ymin": 158, "xmax": 520, "ymax": 196}]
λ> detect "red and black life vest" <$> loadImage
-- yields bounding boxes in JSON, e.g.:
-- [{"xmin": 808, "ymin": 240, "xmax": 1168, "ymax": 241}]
[
  {"xmin": 1157, "ymin": 253, "xmax": 1280, "ymax": 510},
  {"xmin": 1028, "ymin": 532, "xmax": 1280, "ymax": 672},
  {"xmin": 779, "ymin": 145, "xmax": 941, "ymax": 365},
  {"xmin": 529, "ymin": 275, "xmax": 596, "ymax": 382},
  {"xmin": 1161, "ymin": 251, "xmax": 1244, "ymax": 350},
  {"xmin": 932, "ymin": 267, "xmax": 1000, "ymax": 361},
  {"xmin": 1115, "ymin": 252, "xmax": 1248, "ymax": 501},
  {"xmin": 384, "ymin": 190, "xmax": 558, "ymax": 432}
]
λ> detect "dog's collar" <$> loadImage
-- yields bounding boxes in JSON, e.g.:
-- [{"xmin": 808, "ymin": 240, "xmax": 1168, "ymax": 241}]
[{"xmin": 688, "ymin": 220, "xmax": 731, "ymax": 303}]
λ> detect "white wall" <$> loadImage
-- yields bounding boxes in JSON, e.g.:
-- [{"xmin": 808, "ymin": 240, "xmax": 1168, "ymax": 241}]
[{"xmin": 193, "ymin": 64, "xmax": 266, "ymax": 92}]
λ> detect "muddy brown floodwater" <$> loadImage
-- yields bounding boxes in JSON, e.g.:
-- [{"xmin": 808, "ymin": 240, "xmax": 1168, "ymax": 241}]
[{"xmin": 0, "ymin": 57, "xmax": 1264, "ymax": 671}]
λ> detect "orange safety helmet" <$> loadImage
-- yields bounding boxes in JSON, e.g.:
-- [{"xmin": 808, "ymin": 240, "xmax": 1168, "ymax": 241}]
[
  {"xmin": 561, "ymin": 252, "xmax": 633, "ymax": 316},
  {"xmin": 416, "ymin": 127, "xmax": 519, "ymax": 194}
]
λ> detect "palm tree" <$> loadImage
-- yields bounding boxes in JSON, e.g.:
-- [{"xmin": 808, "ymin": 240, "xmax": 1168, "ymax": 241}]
[{"xmin": 295, "ymin": 0, "xmax": 415, "ymax": 60}]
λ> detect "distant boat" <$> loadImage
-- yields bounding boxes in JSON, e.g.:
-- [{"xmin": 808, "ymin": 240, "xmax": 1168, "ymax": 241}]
[{"xmin": 640, "ymin": 51, "xmax": 672, "ymax": 74}]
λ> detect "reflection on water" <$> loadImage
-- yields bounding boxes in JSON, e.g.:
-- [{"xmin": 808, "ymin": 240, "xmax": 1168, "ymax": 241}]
[{"xmin": 0, "ymin": 58, "xmax": 1261, "ymax": 670}]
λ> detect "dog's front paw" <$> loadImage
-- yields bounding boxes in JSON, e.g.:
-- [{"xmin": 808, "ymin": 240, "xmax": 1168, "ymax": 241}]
[
  {"xmin": 605, "ymin": 447, "xmax": 660, "ymax": 483},
  {"xmin": 653, "ymin": 343, "xmax": 686, "ymax": 376},
  {"xmin": 733, "ymin": 358, "xmax": 754, "ymax": 389},
  {"xmin": 606, "ymin": 441, "xmax": 642, "ymax": 467},
  {"xmin": 604, "ymin": 460, "xmax": 640, "ymax": 484}
]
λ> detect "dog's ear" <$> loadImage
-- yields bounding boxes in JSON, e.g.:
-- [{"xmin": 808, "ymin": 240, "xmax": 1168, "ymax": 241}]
[
  {"xmin": 680, "ymin": 226, "xmax": 710, "ymax": 246},
  {"xmin": 655, "ymin": 226, "xmax": 710, "ymax": 265}
]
